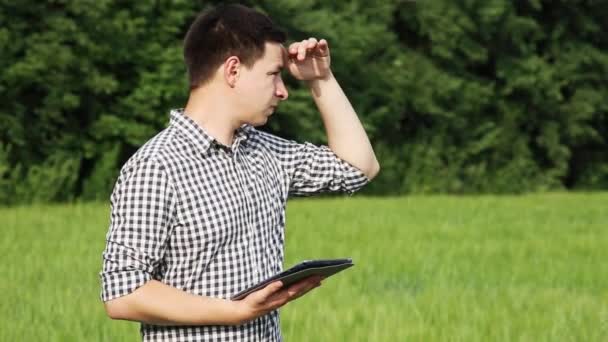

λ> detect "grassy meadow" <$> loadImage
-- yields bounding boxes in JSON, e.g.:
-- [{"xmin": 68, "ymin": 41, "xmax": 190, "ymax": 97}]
[{"xmin": 1, "ymin": 193, "xmax": 607, "ymax": 341}]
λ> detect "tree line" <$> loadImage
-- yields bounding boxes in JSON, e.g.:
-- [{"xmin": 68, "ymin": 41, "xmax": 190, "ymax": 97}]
[{"xmin": 1, "ymin": 0, "xmax": 607, "ymax": 205}]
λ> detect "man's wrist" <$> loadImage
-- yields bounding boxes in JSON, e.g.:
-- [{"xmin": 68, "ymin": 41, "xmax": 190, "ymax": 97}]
[
  {"xmin": 224, "ymin": 298, "xmax": 250, "ymax": 325},
  {"xmin": 306, "ymin": 70, "xmax": 334, "ymax": 88},
  {"xmin": 306, "ymin": 70, "xmax": 335, "ymax": 97}
]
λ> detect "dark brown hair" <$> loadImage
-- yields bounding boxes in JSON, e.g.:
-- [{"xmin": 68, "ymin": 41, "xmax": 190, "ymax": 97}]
[{"xmin": 183, "ymin": 4, "xmax": 287, "ymax": 89}]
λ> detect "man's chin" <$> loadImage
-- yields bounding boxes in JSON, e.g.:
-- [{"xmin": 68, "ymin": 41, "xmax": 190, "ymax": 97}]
[{"xmin": 248, "ymin": 116, "xmax": 269, "ymax": 127}]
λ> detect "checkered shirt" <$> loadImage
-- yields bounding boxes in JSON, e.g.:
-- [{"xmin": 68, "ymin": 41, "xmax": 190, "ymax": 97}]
[{"xmin": 100, "ymin": 109, "xmax": 369, "ymax": 341}]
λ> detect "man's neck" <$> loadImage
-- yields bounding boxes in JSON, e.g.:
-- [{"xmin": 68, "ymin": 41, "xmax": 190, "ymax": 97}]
[{"xmin": 183, "ymin": 88, "xmax": 240, "ymax": 147}]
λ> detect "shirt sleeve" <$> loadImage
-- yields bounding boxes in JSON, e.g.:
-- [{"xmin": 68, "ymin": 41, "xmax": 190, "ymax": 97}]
[
  {"xmin": 99, "ymin": 157, "xmax": 176, "ymax": 302},
  {"xmin": 256, "ymin": 130, "xmax": 370, "ymax": 197}
]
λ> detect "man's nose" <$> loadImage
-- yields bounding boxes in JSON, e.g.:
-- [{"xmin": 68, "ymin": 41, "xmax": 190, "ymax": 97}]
[{"xmin": 275, "ymin": 77, "xmax": 289, "ymax": 100}]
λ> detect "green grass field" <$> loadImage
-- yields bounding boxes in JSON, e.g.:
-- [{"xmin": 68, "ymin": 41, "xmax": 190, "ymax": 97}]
[{"xmin": 2, "ymin": 193, "xmax": 607, "ymax": 341}]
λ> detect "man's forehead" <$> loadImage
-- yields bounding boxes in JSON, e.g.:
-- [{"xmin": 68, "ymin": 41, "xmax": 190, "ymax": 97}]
[{"xmin": 262, "ymin": 42, "xmax": 286, "ymax": 66}]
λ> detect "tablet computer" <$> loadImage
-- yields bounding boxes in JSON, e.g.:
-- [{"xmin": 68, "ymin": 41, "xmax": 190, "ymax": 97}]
[{"xmin": 230, "ymin": 258, "xmax": 354, "ymax": 300}]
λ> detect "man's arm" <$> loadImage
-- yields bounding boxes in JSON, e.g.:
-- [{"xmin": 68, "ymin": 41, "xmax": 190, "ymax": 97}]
[
  {"xmin": 104, "ymin": 277, "xmax": 322, "ymax": 326},
  {"xmin": 104, "ymin": 280, "xmax": 239, "ymax": 325},
  {"xmin": 286, "ymin": 38, "xmax": 380, "ymax": 180},
  {"xmin": 308, "ymin": 72, "xmax": 380, "ymax": 180}
]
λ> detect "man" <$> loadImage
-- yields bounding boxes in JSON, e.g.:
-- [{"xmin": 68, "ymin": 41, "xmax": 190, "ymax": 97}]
[{"xmin": 100, "ymin": 4, "xmax": 379, "ymax": 341}]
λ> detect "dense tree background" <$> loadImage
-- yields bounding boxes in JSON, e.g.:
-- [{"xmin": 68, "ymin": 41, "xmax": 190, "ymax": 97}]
[{"xmin": 1, "ymin": 0, "xmax": 607, "ymax": 204}]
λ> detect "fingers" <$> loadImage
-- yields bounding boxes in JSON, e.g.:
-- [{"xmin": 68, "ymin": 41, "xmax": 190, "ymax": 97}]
[
  {"xmin": 256, "ymin": 281, "xmax": 284, "ymax": 303},
  {"xmin": 246, "ymin": 281, "xmax": 283, "ymax": 305},
  {"xmin": 285, "ymin": 276, "xmax": 322, "ymax": 298},
  {"xmin": 317, "ymin": 39, "xmax": 329, "ymax": 55},
  {"xmin": 263, "ymin": 277, "xmax": 320, "ymax": 309},
  {"xmin": 245, "ymin": 281, "xmax": 287, "ymax": 312},
  {"xmin": 263, "ymin": 276, "xmax": 321, "ymax": 304},
  {"xmin": 297, "ymin": 39, "xmax": 309, "ymax": 60},
  {"xmin": 288, "ymin": 40, "xmax": 308, "ymax": 61},
  {"xmin": 240, "ymin": 277, "xmax": 323, "ymax": 321},
  {"xmin": 288, "ymin": 38, "xmax": 328, "ymax": 61}
]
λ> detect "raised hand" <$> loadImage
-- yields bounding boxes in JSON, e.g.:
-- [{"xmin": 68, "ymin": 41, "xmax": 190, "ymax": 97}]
[{"xmin": 285, "ymin": 38, "xmax": 332, "ymax": 81}]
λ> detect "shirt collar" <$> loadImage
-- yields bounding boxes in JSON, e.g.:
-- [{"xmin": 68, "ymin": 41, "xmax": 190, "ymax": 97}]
[{"xmin": 169, "ymin": 108, "xmax": 252, "ymax": 154}]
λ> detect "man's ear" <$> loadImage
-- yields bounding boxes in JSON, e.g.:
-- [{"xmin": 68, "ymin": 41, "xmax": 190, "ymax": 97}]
[{"xmin": 224, "ymin": 56, "xmax": 241, "ymax": 88}]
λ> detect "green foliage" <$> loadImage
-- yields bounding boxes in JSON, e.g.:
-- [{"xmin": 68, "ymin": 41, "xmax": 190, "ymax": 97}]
[
  {"xmin": 365, "ymin": 0, "xmax": 608, "ymax": 194},
  {"xmin": 14, "ymin": 152, "xmax": 82, "ymax": 203},
  {"xmin": 1, "ymin": 0, "xmax": 607, "ymax": 204},
  {"xmin": 0, "ymin": 0, "xmax": 198, "ymax": 204},
  {"xmin": 0, "ymin": 143, "xmax": 10, "ymax": 204},
  {"xmin": 80, "ymin": 143, "xmax": 121, "ymax": 201}
]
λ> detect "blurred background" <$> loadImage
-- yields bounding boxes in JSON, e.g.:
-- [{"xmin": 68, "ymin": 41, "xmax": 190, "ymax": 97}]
[{"xmin": 2, "ymin": 0, "xmax": 608, "ymax": 205}]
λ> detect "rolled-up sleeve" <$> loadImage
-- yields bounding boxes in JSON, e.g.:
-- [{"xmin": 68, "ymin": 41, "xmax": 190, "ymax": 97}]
[
  {"xmin": 256, "ymin": 131, "xmax": 370, "ymax": 197},
  {"xmin": 99, "ymin": 157, "xmax": 176, "ymax": 302}
]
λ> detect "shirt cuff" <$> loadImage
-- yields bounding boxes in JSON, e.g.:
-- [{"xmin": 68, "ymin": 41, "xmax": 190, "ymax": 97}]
[
  {"xmin": 100, "ymin": 268, "xmax": 152, "ymax": 302},
  {"xmin": 330, "ymin": 148, "xmax": 371, "ymax": 195}
]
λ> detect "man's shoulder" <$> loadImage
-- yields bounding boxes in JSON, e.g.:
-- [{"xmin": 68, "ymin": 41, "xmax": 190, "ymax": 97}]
[{"xmin": 120, "ymin": 126, "xmax": 179, "ymax": 174}]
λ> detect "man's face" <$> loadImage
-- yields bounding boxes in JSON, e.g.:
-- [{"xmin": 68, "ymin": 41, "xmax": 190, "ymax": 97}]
[{"xmin": 233, "ymin": 42, "xmax": 289, "ymax": 126}]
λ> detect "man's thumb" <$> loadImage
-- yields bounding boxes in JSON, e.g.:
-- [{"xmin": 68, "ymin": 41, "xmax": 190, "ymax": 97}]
[{"xmin": 260, "ymin": 281, "xmax": 283, "ymax": 300}]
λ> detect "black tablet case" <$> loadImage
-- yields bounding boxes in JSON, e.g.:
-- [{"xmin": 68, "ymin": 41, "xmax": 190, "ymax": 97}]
[{"xmin": 230, "ymin": 258, "xmax": 354, "ymax": 300}]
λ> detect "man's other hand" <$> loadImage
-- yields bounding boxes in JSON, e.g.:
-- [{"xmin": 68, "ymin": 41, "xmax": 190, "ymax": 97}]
[{"xmin": 233, "ymin": 276, "xmax": 323, "ymax": 324}]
